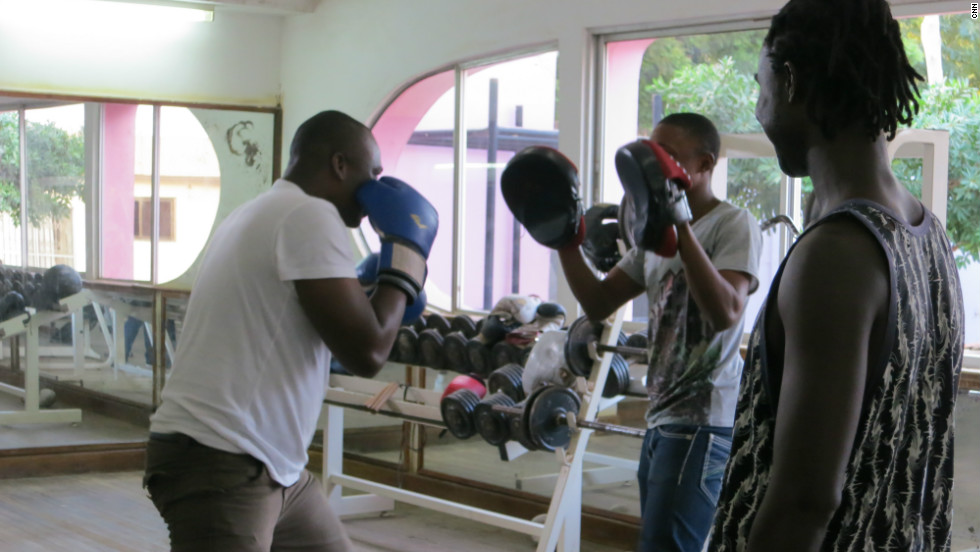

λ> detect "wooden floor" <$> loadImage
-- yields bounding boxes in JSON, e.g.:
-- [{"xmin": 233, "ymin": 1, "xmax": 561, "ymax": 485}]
[{"xmin": 0, "ymin": 471, "xmax": 625, "ymax": 552}]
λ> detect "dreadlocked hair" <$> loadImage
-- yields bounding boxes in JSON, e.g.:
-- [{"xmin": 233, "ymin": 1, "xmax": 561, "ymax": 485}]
[{"xmin": 764, "ymin": 0, "xmax": 924, "ymax": 141}]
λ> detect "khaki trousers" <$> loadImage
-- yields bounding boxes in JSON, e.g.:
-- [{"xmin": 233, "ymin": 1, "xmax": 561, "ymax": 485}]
[{"xmin": 144, "ymin": 433, "xmax": 353, "ymax": 552}]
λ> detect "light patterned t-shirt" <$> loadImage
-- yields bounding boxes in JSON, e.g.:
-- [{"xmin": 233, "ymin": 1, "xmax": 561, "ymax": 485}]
[{"xmin": 617, "ymin": 201, "xmax": 761, "ymax": 428}]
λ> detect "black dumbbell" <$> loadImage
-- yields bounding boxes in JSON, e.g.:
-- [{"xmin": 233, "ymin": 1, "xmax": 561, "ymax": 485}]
[
  {"xmin": 474, "ymin": 392, "xmax": 518, "ymax": 446},
  {"xmin": 426, "ymin": 313, "xmax": 452, "ymax": 336},
  {"xmin": 487, "ymin": 362, "xmax": 525, "ymax": 402},
  {"xmin": 0, "ymin": 291, "xmax": 27, "ymax": 322},
  {"xmin": 417, "ymin": 328, "xmax": 446, "ymax": 369},
  {"xmin": 394, "ymin": 326, "xmax": 419, "ymax": 364},
  {"xmin": 442, "ymin": 331, "xmax": 471, "ymax": 374},
  {"xmin": 449, "ymin": 315, "xmax": 478, "ymax": 338},
  {"xmin": 439, "ymin": 375, "xmax": 486, "ymax": 439},
  {"xmin": 491, "ymin": 340, "xmax": 525, "ymax": 370}
]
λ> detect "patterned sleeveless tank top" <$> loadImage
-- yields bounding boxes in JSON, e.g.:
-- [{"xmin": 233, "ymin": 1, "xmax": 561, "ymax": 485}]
[{"xmin": 709, "ymin": 200, "xmax": 964, "ymax": 551}]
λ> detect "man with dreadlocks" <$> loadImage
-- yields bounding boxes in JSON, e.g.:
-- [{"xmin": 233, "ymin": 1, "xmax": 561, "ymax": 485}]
[{"xmin": 708, "ymin": 0, "xmax": 965, "ymax": 551}]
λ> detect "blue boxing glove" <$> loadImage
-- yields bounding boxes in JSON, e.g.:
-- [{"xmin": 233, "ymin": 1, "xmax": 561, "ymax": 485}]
[
  {"xmin": 356, "ymin": 177, "xmax": 438, "ymax": 303},
  {"xmin": 356, "ymin": 252, "xmax": 427, "ymax": 325}
]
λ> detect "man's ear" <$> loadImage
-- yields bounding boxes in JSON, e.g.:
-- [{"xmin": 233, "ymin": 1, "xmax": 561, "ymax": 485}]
[
  {"xmin": 698, "ymin": 151, "xmax": 717, "ymax": 174},
  {"xmin": 783, "ymin": 61, "xmax": 799, "ymax": 103},
  {"xmin": 330, "ymin": 151, "xmax": 347, "ymax": 179}
]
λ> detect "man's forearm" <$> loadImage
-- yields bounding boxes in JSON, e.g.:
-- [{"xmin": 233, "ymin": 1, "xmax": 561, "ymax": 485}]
[
  {"xmin": 676, "ymin": 222, "xmax": 742, "ymax": 329},
  {"xmin": 746, "ymin": 498, "xmax": 835, "ymax": 552},
  {"xmin": 557, "ymin": 246, "xmax": 611, "ymax": 320}
]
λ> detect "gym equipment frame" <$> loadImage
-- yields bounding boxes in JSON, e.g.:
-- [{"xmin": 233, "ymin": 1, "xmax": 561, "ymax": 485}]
[{"xmin": 320, "ymin": 308, "xmax": 630, "ymax": 551}]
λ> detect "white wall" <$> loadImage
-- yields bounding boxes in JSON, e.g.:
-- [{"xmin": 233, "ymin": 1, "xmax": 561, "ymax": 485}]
[
  {"xmin": 280, "ymin": 0, "xmax": 776, "ymax": 161},
  {"xmin": 0, "ymin": 3, "xmax": 283, "ymax": 106}
]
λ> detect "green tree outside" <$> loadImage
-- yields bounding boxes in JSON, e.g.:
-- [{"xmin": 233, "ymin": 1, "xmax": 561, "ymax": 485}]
[
  {"xmin": 0, "ymin": 111, "xmax": 85, "ymax": 226},
  {"xmin": 638, "ymin": 15, "xmax": 980, "ymax": 266}
]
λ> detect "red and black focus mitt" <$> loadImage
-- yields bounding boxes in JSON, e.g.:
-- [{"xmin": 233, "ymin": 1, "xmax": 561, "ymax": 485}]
[{"xmin": 614, "ymin": 139, "xmax": 692, "ymax": 257}]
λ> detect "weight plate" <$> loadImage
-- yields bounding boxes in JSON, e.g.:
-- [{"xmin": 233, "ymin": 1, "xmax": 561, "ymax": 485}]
[
  {"xmin": 624, "ymin": 331, "xmax": 649, "ymax": 351},
  {"xmin": 440, "ymin": 388, "xmax": 481, "ymax": 439},
  {"xmin": 474, "ymin": 392, "xmax": 516, "ymax": 446},
  {"xmin": 564, "ymin": 315, "xmax": 603, "ymax": 378},
  {"xmin": 601, "ymin": 354, "xmax": 631, "ymax": 398},
  {"xmin": 524, "ymin": 385, "xmax": 581, "ymax": 452}
]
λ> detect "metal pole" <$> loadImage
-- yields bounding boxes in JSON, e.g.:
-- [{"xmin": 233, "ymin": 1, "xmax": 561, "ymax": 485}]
[
  {"xmin": 651, "ymin": 93, "xmax": 664, "ymax": 130},
  {"xmin": 511, "ymin": 105, "xmax": 523, "ymax": 293},
  {"xmin": 151, "ymin": 106, "xmax": 161, "ymax": 285},
  {"xmin": 18, "ymin": 107, "xmax": 28, "ymax": 269},
  {"xmin": 483, "ymin": 78, "xmax": 499, "ymax": 310}
]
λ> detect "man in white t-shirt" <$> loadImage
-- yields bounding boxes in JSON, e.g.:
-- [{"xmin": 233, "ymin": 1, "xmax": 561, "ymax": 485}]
[{"xmin": 144, "ymin": 110, "xmax": 438, "ymax": 552}]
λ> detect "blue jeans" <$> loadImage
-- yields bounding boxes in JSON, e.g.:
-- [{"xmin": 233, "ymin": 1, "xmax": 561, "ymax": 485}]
[
  {"xmin": 124, "ymin": 316, "xmax": 176, "ymax": 365},
  {"xmin": 636, "ymin": 424, "xmax": 733, "ymax": 552}
]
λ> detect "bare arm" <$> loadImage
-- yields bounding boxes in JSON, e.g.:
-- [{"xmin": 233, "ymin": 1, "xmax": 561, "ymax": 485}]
[
  {"xmin": 294, "ymin": 278, "xmax": 407, "ymax": 378},
  {"xmin": 676, "ymin": 221, "xmax": 753, "ymax": 330},
  {"xmin": 558, "ymin": 246, "xmax": 645, "ymax": 321},
  {"xmin": 746, "ymin": 219, "xmax": 888, "ymax": 551}
]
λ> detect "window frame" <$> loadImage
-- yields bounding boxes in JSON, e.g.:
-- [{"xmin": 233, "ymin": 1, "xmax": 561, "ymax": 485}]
[
  {"xmin": 363, "ymin": 44, "xmax": 560, "ymax": 317},
  {"xmin": 134, "ymin": 196, "xmax": 176, "ymax": 242},
  {"xmin": 0, "ymin": 91, "xmax": 281, "ymax": 285}
]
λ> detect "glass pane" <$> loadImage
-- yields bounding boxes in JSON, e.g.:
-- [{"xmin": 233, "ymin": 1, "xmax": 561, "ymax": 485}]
[
  {"xmin": 22, "ymin": 104, "xmax": 86, "ymax": 273},
  {"xmin": 101, "ymin": 103, "xmax": 152, "ymax": 282},
  {"xmin": 600, "ymin": 31, "xmax": 768, "ymax": 206},
  {"xmin": 0, "ymin": 109, "xmax": 23, "ymax": 268},
  {"xmin": 368, "ymin": 70, "xmax": 456, "ymax": 310},
  {"xmin": 458, "ymin": 51, "xmax": 560, "ymax": 311},
  {"xmin": 157, "ymin": 106, "xmax": 220, "ymax": 281}
]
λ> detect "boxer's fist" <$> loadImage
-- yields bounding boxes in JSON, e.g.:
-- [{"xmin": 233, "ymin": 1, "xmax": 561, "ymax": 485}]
[
  {"xmin": 356, "ymin": 252, "xmax": 427, "ymax": 324},
  {"xmin": 357, "ymin": 177, "xmax": 439, "ymax": 302}
]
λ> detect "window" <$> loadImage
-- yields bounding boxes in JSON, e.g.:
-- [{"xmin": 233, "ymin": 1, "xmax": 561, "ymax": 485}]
[
  {"xmin": 599, "ymin": 30, "xmax": 780, "ymax": 326},
  {"xmin": 368, "ymin": 49, "xmax": 560, "ymax": 313},
  {"xmin": 598, "ymin": 16, "xmax": 979, "ymax": 353},
  {"xmin": 2, "ymin": 94, "xmax": 273, "ymax": 287},
  {"xmin": 133, "ymin": 197, "xmax": 175, "ymax": 241},
  {"xmin": 0, "ymin": 102, "xmax": 88, "ymax": 272}
]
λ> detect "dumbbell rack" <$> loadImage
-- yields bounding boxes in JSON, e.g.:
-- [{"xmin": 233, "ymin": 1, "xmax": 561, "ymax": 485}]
[
  {"xmin": 319, "ymin": 308, "xmax": 627, "ymax": 551},
  {"xmin": 0, "ymin": 291, "xmax": 88, "ymax": 425}
]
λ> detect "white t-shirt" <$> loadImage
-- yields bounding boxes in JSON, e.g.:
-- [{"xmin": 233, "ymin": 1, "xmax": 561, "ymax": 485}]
[
  {"xmin": 617, "ymin": 201, "xmax": 761, "ymax": 428},
  {"xmin": 149, "ymin": 179, "xmax": 356, "ymax": 486}
]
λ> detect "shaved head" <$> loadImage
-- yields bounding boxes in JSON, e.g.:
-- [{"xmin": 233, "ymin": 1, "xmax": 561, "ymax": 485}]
[{"xmin": 289, "ymin": 110, "xmax": 370, "ymax": 164}]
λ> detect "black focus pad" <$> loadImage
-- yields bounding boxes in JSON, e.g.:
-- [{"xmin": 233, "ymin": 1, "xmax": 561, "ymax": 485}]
[
  {"xmin": 582, "ymin": 203, "xmax": 622, "ymax": 273},
  {"xmin": 501, "ymin": 146, "xmax": 583, "ymax": 248}
]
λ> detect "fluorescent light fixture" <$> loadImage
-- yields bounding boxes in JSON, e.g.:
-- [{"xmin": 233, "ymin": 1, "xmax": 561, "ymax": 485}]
[
  {"xmin": 93, "ymin": 0, "xmax": 215, "ymax": 22},
  {"xmin": 0, "ymin": 0, "xmax": 214, "ymax": 24}
]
